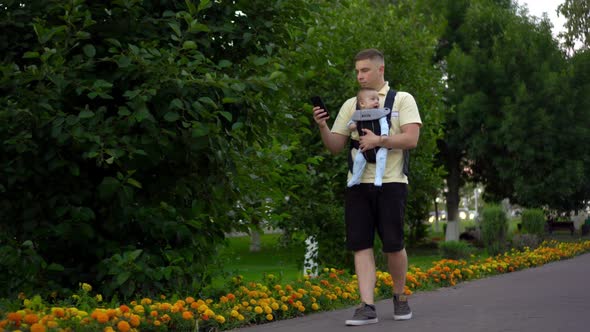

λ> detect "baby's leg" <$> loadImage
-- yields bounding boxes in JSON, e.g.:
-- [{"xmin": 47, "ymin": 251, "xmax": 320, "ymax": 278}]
[
  {"xmin": 374, "ymin": 148, "xmax": 387, "ymax": 187},
  {"xmin": 348, "ymin": 151, "xmax": 367, "ymax": 187}
]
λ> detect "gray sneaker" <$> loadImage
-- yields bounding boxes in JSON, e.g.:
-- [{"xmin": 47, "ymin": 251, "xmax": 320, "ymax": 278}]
[
  {"xmin": 393, "ymin": 294, "xmax": 412, "ymax": 320},
  {"xmin": 345, "ymin": 302, "xmax": 378, "ymax": 326}
]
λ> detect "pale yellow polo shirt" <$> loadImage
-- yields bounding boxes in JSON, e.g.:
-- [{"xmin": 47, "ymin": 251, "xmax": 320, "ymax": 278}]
[{"xmin": 331, "ymin": 82, "xmax": 422, "ymax": 184}]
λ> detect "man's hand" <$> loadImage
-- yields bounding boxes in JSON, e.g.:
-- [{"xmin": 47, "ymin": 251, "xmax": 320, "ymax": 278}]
[
  {"xmin": 359, "ymin": 128, "xmax": 379, "ymax": 151},
  {"xmin": 312, "ymin": 106, "xmax": 329, "ymax": 128}
]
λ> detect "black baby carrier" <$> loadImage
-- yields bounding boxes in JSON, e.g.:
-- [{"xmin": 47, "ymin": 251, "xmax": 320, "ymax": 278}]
[{"xmin": 348, "ymin": 89, "xmax": 410, "ymax": 176}]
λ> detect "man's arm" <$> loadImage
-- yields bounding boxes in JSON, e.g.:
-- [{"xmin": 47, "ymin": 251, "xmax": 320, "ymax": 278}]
[
  {"xmin": 359, "ymin": 123, "xmax": 420, "ymax": 151},
  {"xmin": 313, "ymin": 106, "xmax": 349, "ymax": 154}
]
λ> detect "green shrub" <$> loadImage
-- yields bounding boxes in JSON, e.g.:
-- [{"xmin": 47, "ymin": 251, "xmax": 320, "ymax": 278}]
[
  {"xmin": 520, "ymin": 209, "xmax": 546, "ymax": 237},
  {"xmin": 480, "ymin": 205, "xmax": 508, "ymax": 255},
  {"xmin": 438, "ymin": 240, "xmax": 474, "ymax": 260}
]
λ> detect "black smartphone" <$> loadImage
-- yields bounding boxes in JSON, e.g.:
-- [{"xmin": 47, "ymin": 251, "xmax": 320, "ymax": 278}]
[{"xmin": 310, "ymin": 96, "xmax": 328, "ymax": 115}]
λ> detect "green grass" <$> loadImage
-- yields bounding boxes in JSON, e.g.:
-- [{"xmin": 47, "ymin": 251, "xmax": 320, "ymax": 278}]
[
  {"xmin": 215, "ymin": 233, "xmax": 305, "ymax": 284},
  {"xmin": 216, "ymin": 233, "xmax": 445, "ymax": 285}
]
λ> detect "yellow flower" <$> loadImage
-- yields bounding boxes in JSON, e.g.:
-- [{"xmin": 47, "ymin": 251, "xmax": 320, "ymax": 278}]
[
  {"xmin": 254, "ymin": 306, "xmax": 263, "ymax": 314},
  {"xmin": 230, "ymin": 310, "xmax": 239, "ymax": 318},
  {"xmin": 266, "ymin": 314, "xmax": 273, "ymax": 321},
  {"xmin": 95, "ymin": 294, "xmax": 103, "ymax": 302},
  {"xmin": 81, "ymin": 283, "xmax": 92, "ymax": 292},
  {"xmin": 311, "ymin": 303, "xmax": 320, "ymax": 311},
  {"xmin": 215, "ymin": 315, "xmax": 226, "ymax": 324}
]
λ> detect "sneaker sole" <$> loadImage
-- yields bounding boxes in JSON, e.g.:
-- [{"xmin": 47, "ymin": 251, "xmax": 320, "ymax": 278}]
[
  {"xmin": 345, "ymin": 318, "xmax": 379, "ymax": 326},
  {"xmin": 393, "ymin": 312, "xmax": 412, "ymax": 320}
]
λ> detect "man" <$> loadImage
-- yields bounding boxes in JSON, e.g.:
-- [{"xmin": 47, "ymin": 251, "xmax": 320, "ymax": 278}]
[{"xmin": 312, "ymin": 48, "xmax": 422, "ymax": 325}]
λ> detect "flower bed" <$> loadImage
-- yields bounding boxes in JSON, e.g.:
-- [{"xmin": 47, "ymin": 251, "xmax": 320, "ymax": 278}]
[{"xmin": 1, "ymin": 240, "xmax": 590, "ymax": 332}]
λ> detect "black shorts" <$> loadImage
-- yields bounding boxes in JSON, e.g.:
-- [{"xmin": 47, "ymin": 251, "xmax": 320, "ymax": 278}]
[{"xmin": 345, "ymin": 182, "xmax": 407, "ymax": 252}]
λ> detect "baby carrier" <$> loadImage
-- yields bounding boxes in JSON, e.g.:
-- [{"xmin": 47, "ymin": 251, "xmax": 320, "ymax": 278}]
[{"xmin": 348, "ymin": 89, "xmax": 410, "ymax": 176}]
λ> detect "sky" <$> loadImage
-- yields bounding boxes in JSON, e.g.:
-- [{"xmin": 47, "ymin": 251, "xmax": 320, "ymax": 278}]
[{"xmin": 516, "ymin": 0, "xmax": 566, "ymax": 36}]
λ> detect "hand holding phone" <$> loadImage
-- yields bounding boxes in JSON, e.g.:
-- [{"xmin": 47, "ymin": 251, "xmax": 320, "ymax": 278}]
[{"xmin": 310, "ymin": 96, "xmax": 329, "ymax": 120}]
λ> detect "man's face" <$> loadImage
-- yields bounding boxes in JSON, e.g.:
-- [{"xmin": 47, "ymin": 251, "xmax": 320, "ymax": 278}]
[{"xmin": 355, "ymin": 59, "xmax": 384, "ymax": 89}]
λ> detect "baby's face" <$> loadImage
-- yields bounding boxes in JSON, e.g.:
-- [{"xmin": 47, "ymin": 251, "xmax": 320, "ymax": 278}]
[{"xmin": 360, "ymin": 92, "xmax": 380, "ymax": 109}]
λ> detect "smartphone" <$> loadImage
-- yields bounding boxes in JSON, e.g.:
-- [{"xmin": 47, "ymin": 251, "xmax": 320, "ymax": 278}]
[{"xmin": 310, "ymin": 96, "xmax": 328, "ymax": 116}]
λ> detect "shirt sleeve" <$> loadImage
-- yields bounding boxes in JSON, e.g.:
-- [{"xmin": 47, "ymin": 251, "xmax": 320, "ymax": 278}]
[
  {"xmin": 396, "ymin": 92, "xmax": 422, "ymax": 127},
  {"xmin": 331, "ymin": 97, "xmax": 357, "ymax": 136}
]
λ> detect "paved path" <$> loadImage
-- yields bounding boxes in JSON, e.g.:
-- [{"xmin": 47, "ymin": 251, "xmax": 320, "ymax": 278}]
[{"xmin": 233, "ymin": 252, "xmax": 590, "ymax": 332}]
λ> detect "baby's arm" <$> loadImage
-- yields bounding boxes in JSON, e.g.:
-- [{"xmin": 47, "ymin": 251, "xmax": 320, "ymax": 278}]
[
  {"xmin": 347, "ymin": 119, "xmax": 357, "ymax": 131},
  {"xmin": 378, "ymin": 117, "xmax": 389, "ymax": 136}
]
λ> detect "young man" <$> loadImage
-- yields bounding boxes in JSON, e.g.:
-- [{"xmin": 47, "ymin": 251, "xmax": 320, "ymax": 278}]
[{"xmin": 312, "ymin": 48, "xmax": 422, "ymax": 325}]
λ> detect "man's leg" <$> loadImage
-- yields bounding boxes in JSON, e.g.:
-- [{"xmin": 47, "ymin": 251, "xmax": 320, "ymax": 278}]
[
  {"xmin": 345, "ymin": 247, "xmax": 379, "ymax": 326},
  {"xmin": 387, "ymin": 248, "xmax": 407, "ymax": 295},
  {"xmin": 355, "ymin": 248, "xmax": 376, "ymax": 304},
  {"xmin": 388, "ymin": 248, "xmax": 412, "ymax": 320}
]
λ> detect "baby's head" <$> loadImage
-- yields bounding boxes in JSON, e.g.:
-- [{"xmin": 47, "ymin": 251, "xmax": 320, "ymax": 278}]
[{"xmin": 357, "ymin": 88, "xmax": 380, "ymax": 109}]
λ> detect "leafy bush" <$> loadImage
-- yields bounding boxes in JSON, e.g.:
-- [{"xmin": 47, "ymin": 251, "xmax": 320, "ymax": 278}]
[
  {"xmin": 438, "ymin": 240, "xmax": 474, "ymax": 260},
  {"xmin": 480, "ymin": 205, "xmax": 508, "ymax": 255},
  {"xmin": 520, "ymin": 208, "xmax": 546, "ymax": 237}
]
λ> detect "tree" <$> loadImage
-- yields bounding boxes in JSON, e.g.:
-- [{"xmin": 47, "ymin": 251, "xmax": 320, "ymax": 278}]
[
  {"xmin": 0, "ymin": 0, "xmax": 316, "ymax": 298},
  {"xmin": 558, "ymin": 0, "xmax": 590, "ymax": 52}
]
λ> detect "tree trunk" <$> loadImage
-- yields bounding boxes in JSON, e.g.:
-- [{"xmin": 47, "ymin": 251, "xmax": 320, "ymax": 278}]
[{"xmin": 445, "ymin": 148, "xmax": 461, "ymax": 241}]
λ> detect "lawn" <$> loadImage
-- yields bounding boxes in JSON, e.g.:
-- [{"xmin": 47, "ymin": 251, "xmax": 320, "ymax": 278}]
[
  {"xmin": 215, "ymin": 233, "xmax": 306, "ymax": 284},
  {"xmin": 216, "ymin": 232, "xmax": 443, "ymax": 285}
]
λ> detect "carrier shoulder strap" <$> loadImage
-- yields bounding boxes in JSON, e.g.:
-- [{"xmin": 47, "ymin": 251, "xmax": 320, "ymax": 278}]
[{"xmin": 384, "ymin": 89, "xmax": 410, "ymax": 177}]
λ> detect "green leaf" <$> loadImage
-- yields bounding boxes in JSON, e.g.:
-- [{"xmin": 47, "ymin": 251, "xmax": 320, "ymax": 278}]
[
  {"xmin": 126, "ymin": 178, "xmax": 142, "ymax": 189},
  {"xmin": 189, "ymin": 21, "xmax": 209, "ymax": 33},
  {"xmin": 115, "ymin": 272, "xmax": 131, "ymax": 287},
  {"xmin": 253, "ymin": 56, "xmax": 268, "ymax": 66},
  {"xmin": 182, "ymin": 41, "xmax": 197, "ymax": 49},
  {"xmin": 232, "ymin": 122, "xmax": 244, "ymax": 130},
  {"xmin": 164, "ymin": 112, "xmax": 180, "ymax": 122},
  {"xmin": 79, "ymin": 110, "xmax": 94, "ymax": 119},
  {"xmin": 23, "ymin": 51, "xmax": 39, "ymax": 59},
  {"xmin": 127, "ymin": 249, "xmax": 143, "ymax": 261},
  {"xmin": 198, "ymin": 0, "xmax": 212, "ymax": 11},
  {"xmin": 191, "ymin": 123, "xmax": 209, "ymax": 137},
  {"xmin": 198, "ymin": 96, "xmax": 218, "ymax": 109},
  {"xmin": 219, "ymin": 111, "xmax": 232, "ymax": 121},
  {"xmin": 230, "ymin": 82, "xmax": 246, "ymax": 92},
  {"xmin": 47, "ymin": 263, "xmax": 65, "ymax": 272},
  {"xmin": 168, "ymin": 22, "xmax": 182, "ymax": 37},
  {"xmin": 83, "ymin": 44, "xmax": 96, "ymax": 58},
  {"xmin": 218, "ymin": 59, "xmax": 232, "ymax": 68},
  {"xmin": 117, "ymin": 56, "xmax": 132, "ymax": 68},
  {"xmin": 170, "ymin": 98, "xmax": 184, "ymax": 109}
]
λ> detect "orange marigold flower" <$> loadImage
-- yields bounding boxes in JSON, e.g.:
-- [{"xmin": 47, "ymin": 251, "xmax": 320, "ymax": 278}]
[
  {"xmin": 129, "ymin": 314, "xmax": 140, "ymax": 327},
  {"xmin": 52, "ymin": 308, "xmax": 65, "ymax": 318},
  {"xmin": 24, "ymin": 313, "xmax": 40, "ymax": 325},
  {"xmin": 150, "ymin": 310, "xmax": 159, "ymax": 317},
  {"xmin": 30, "ymin": 323, "xmax": 46, "ymax": 332},
  {"xmin": 95, "ymin": 312, "xmax": 109, "ymax": 324},
  {"xmin": 227, "ymin": 293, "xmax": 236, "ymax": 301},
  {"xmin": 7, "ymin": 312, "xmax": 22, "ymax": 324},
  {"xmin": 117, "ymin": 320, "xmax": 131, "ymax": 332},
  {"xmin": 185, "ymin": 296, "xmax": 195, "ymax": 304},
  {"xmin": 220, "ymin": 296, "xmax": 229, "ymax": 303},
  {"xmin": 182, "ymin": 311, "xmax": 194, "ymax": 320},
  {"xmin": 119, "ymin": 305, "xmax": 130, "ymax": 313}
]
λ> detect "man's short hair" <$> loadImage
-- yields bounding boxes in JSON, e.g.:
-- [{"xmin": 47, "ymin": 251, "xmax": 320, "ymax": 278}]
[{"xmin": 354, "ymin": 49, "xmax": 384, "ymax": 64}]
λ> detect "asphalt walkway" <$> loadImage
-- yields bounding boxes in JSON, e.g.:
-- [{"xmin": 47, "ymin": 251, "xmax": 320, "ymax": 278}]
[{"xmin": 233, "ymin": 252, "xmax": 590, "ymax": 332}]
